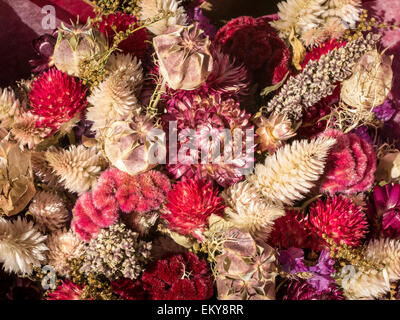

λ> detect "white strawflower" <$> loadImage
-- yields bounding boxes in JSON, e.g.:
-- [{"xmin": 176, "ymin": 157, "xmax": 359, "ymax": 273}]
[
  {"xmin": 0, "ymin": 217, "xmax": 48, "ymax": 275},
  {"xmin": 323, "ymin": 0, "xmax": 362, "ymax": 28},
  {"xmin": 139, "ymin": 0, "xmax": 188, "ymax": 35}
]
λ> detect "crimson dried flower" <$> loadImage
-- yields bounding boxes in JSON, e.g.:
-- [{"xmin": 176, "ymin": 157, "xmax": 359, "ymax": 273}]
[
  {"xmin": 46, "ymin": 280, "xmax": 86, "ymax": 300},
  {"xmin": 283, "ymin": 281, "xmax": 344, "ymax": 300},
  {"xmin": 111, "ymin": 278, "xmax": 147, "ymax": 300},
  {"xmin": 161, "ymin": 177, "xmax": 225, "ymax": 241},
  {"xmin": 28, "ymin": 69, "xmax": 88, "ymax": 132},
  {"xmin": 141, "ymin": 252, "xmax": 213, "ymax": 300},
  {"xmin": 308, "ymin": 195, "xmax": 368, "ymax": 247}
]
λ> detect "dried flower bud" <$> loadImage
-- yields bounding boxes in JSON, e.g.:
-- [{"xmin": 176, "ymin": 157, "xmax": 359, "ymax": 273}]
[
  {"xmin": 255, "ymin": 113, "xmax": 296, "ymax": 154},
  {"xmin": 153, "ymin": 23, "xmax": 213, "ymax": 90},
  {"xmin": 341, "ymin": 49, "xmax": 393, "ymax": 109},
  {"xmin": 376, "ymin": 152, "xmax": 400, "ymax": 181}
]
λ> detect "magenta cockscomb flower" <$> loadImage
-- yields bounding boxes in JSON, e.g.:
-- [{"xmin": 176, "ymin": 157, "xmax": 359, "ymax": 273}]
[
  {"xmin": 161, "ymin": 177, "xmax": 225, "ymax": 241},
  {"xmin": 308, "ymin": 196, "xmax": 369, "ymax": 247},
  {"xmin": 28, "ymin": 69, "xmax": 88, "ymax": 132},
  {"xmin": 162, "ymin": 94, "xmax": 254, "ymax": 187},
  {"xmin": 320, "ymin": 129, "xmax": 376, "ymax": 195},
  {"xmin": 71, "ymin": 192, "xmax": 119, "ymax": 242},
  {"xmin": 368, "ymin": 183, "xmax": 400, "ymax": 239}
]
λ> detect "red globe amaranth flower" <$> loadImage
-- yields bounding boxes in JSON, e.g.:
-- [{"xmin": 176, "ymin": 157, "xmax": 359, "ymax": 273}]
[
  {"xmin": 308, "ymin": 196, "xmax": 369, "ymax": 247},
  {"xmin": 96, "ymin": 13, "xmax": 149, "ymax": 60},
  {"xmin": 162, "ymin": 177, "xmax": 225, "ymax": 241},
  {"xmin": 283, "ymin": 281, "xmax": 344, "ymax": 300},
  {"xmin": 93, "ymin": 168, "xmax": 171, "ymax": 215},
  {"xmin": 368, "ymin": 183, "xmax": 400, "ymax": 239},
  {"xmin": 301, "ymin": 39, "xmax": 346, "ymax": 69},
  {"xmin": 215, "ymin": 16, "xmax": 291, "ymax": 87},
  {"xmin": 46, "ymin": 281, "xmax": 86, "ymax": 300},
  {"xmin": 111, "ymin": 278, "xmax": 147, "ymax": 300},
  {"xmin": 71, "ymin": 191, "xmax": 119, "ymax": 242},
  {"xmin": 29, "ymin": 69, "xmax": 88, "ymax": 132},
  {"xmin": 268, "ymin": 210, "xmax": 323, "ymax": 251},
  {"xmin": 320, "ymin": 130, "xmax": 376, "ymax": 195},
  {"xmin": 141, "ymin": 252, "xmax": 214, "ymax": 300}
]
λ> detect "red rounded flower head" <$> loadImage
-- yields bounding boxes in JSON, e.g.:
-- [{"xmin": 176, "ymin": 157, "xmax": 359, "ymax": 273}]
[
  {"xmin": 72, "ymin": 191, "xmax": 119, "ymax": 242},
  {"xmin": 161, "ymin": 177, "xmax": 225, "ymax": 241},
  {"xmin": 308, "ymin": 195, "xmax": 369, "ymax": 247},
  {"xmin": 320, "ymin": 129, "xmax": 376, "ymax": 195},
  {"xmin": 368, "ymin": 183, "xmax": 400, "ymax": 239},
  {"xmin": 215, "ymin": 16, "xmax": 291, "ymax": 87},
  {"xmin": 46, "ymin": 280, "xmax": 85, "ymax": 300},
  {"xmin": 283, "ymin": 281, "xmax": 344, "ymax": 300},
  {"xmin": 29, "ymin": 68, "xmax": 88, "ymax": 132},
  {"xmin": 141, "ymin": 252, "xmax": 214, "ymax": 300},
  {"xmin": 96, "ymin": 12, "xmax": 149, "ymax": 60},
  {"xmin": 268, "ymin": 210, "xmax": 323, "ymax": 251}
]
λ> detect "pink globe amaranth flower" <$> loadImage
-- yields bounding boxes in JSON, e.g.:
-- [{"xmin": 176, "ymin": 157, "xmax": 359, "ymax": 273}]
[
  {"xmin": 162, "ymin": 94, "xmax": 254, "ymax": 187},
  {"xmin": 96, "ymin": 12, "xmax": 149, "ymax": 60},
  {"xmin": 368, "ymin": 183, "xmax": 400, "ymax": 239},
  {"xmin": 308, "ymin": 195, "xmax": 369, "ymax": 247},
  {"xmin": 46, "ymin": 280, "xmax": 86, "ymax": 300},
  {"xmin": 283, "ymin": 281, "xmax": 344, "ymax": 300},
  {"xmin": 161, "ymin": 177, "xmax": 225, "ymax": 241},
  {"xmin": 72, "ymin": 192, "xmax": 119, "ymax": 242},
  {"xmin": 28, "ymin": 68, "xmax": 88, "ymax": 132},
  {"xmin": 268, "ymin": 210, "xmax": 323, "ymax": 251},
  {"xmin": 320, "ymin": 130, "xmax": 376, "ymax": 195}
]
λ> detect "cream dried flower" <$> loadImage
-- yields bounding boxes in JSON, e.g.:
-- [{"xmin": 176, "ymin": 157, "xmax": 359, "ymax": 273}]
[
  {"xmin": 301, "ymin": 27, "xmax": 327, "ymax": 47},
  {"xmin": 10, "ymin": 112, "xmax": 51, "ymax": 149},
  {"xmin": 323, "ymin": 0, "xmax": 362, "ymax": 28},
  {"xmin": 29, "ymin": 191, "xmax": 69, "ymax": 232},
  {"xmin": 270, "ymin": 0, "xmax": 326, "ymax": 38},
  {"xmin": 323, "ymin": 16, "xmax": 346, "ymax": 39},
  {"xmin": 30, "ymin": 151, "xmax": 64, "ymax": 190},
  {"xmin": 0, "ymin": 217, "xmax": 47, "ymax": 275},
  {"xmin": 139, "ymin": 0, "xmax": 188, "ymax": 35},
  {"xmin": 46, "ymin": 145, "xmax": 104, "ymax": 194},
  {"xmin": 46, "ymin": 229, "xmax": 85, "ymax": 276},
  {"xmin": 221, "ymin": 181, "xmax": 285, "ymax": 241},
  {"xmin": 106, "ymin": 53, "xmax": 144, "ymax": 94},
  {"xmin": 248, "ymin": 136, "xmax": 336, "ymax": 205},
  {"xmin": 342, "ymin": 238, "xmax": 400, "ymax": 299},
  {"xmin": 255, "ymin": 113, "xmax": 296, "ymax": 154},
  {"xmin": 0, "ymin": 87, "xmax": 21, "ymax": 126},
  {"xmin": 87, "ymin": 74, "xmax": 139, "ymax": 137}
]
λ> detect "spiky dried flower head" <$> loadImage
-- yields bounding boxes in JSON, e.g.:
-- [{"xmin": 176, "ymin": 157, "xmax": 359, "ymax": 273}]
[
  {"xmin": 0, "ymin": 217, "xmax": 47, "ymax": 275},
  {"xmin": 161, "ymin": 177, "xmax": 225, "ymax": 241},
  {"xmin": 30, "ymin": 151, "xmax": 64, "ymax": 190},
  {"xmin": 323, "ymin": 0, "xmax": 362, "ymax": 28},
  {"xmin": 139, "ymin": 0, "xmax": 188, "ymax": 35},
  {"xmin": 46, "ymin": 280, "xmax": 85, "ymax": 300},
  {"xmin": 248, "ymin": 136, "xmax": 336, "ymax": 206},
  {"xmin": 320, "ymin": 129, "xmax": 376, "ymax": 195},
  {"xmin": 266, "ymin": 33, "xmax": 380, "ymax": 121},
  {"xmin": 28, "ymin": 69, "xmax": 88, "ymax": 132},
  {"xmin": 10, "ymin": 112, "xmax": 52, "ymax": 149},
  {"xmin": 308, "ymin": 195, "xmax": 368, "ymax": 247},
  {"xmin": 80, "ymin": 222, "xmax": 152, "ymax": 280},
  {"xmin": 28, "ymin": 191, "xmax": 69, "ymax": 233},
  {"xmin": 270, "ymin": 0, "xmax": 326, "ymax": 39},
  {"xmin": 341, "ymin": 238, "xmax": 400, "ymax": 299},
  {"xmin": 45, "ymin": 145, "xmax": 104, "ymax": 195},
  {"xmin": 46, "ymin": 229, "xmax": 85, "ymax": 277},
  {"xmin": 255, "ymin": 113, "xmax": 296, "ymax": 154},
  {"xmin": 0, "ymin": 87, "xmax": 21, "ymax": 125},
  {"xmin": 221, "ymin": 181, "xmax": 285, "ymax": 241},
  {"xmin": 323, "ymin": 16, "xmax": 346, "ymax": 39},
  {"xmin": 301, "ymin": 27, "xmax": 327, "ymax": 47}
]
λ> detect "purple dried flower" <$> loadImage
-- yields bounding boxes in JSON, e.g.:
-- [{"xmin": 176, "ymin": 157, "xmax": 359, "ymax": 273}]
[
  {"xmin": 283, "ymin": 281, "xmax": 344, "ymax": 300},
  {"xmin": 74, "ymin": 118, "xmax": 96, "ymax": 145},
  {"xmin": 29, "ymin": 33, "xmax": 57, "ymax": 73},
  {"xmin": 373, "ymin": 99, "xmax": 396, "ymax": 122},
  {"xmin": 368, "ymin": 183, "xmax": 400, "ymax": 239},
  {"xmin": 352, "ymin": 126, "xmax": 374, "ymax": 146}
]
